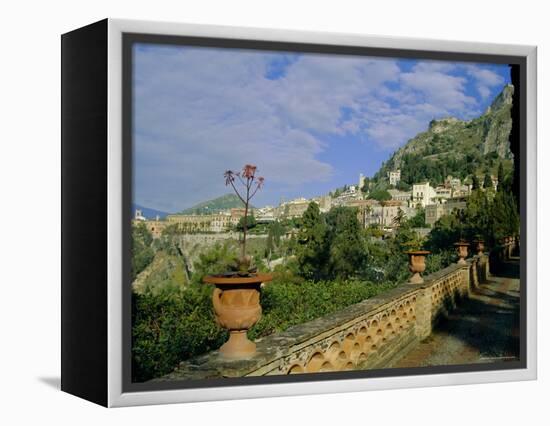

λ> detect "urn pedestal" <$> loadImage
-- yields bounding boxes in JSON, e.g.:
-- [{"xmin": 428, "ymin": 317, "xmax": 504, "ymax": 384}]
[
  {"xmin": 203, "ymin": 273, "xmax": 273, "ymax": 359},
  {"xmin": 406, "ymin": 250, "xmax": 430, "ymax": 284}
]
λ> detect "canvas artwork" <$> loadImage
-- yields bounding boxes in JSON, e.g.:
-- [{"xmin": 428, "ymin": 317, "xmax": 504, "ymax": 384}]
[{"xmin": 129, "ymin": 42, "xmax": 522, "ymax": 384}]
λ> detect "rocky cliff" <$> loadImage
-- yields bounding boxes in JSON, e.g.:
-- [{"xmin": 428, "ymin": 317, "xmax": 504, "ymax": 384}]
[{"xmin": 375, "ymin": 84, "xmax": 514, "ymax": 185}]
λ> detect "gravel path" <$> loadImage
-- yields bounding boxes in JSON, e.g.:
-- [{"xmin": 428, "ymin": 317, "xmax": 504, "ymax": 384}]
[{"xmin": 394, "ymin": 263, "xmax": 520, "ymax": 368}]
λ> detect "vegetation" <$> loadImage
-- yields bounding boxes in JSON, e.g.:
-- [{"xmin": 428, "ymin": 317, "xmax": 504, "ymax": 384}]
[
  {"xmin": 407, "ymin": 207, "xmax": 426, "ymax": 228},
  {"xmin": 367, "ymin": 188, "xmax": 392, "ymax": 202},
  {"xmin": 131, "ymin": 203, "xmax": 453, "ymax": 381},
  {"xmin": 178, "ymin": 193, "xmax": 246, "ymax": 215},
  {"xmin": 325, "ymin": 207, "xmax": 366, "ymax": 280},
  {"xmin": 295, "ymin": 202, "xmax": 328, "ymax": 280},
  {"xmin": 132, "ymin": 283, "xmax": 226, "ymax": 382},
  {"xmin": 426, "ymin": 171, "xmax": 519, "ymax": 252},
  {"xmin": 131, "ymin": 223, "xmax": 155, "ymax": 280},
  {"xmin": 249, "ymin": 277, "xmax": 396, "ymax": 340}
]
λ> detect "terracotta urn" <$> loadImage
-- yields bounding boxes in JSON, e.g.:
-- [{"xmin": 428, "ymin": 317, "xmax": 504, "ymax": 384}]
[
  {"xmin": 454, "ymin": 241, "xmax": 469, "ymax": 265},
  {"xmin": 474, "ymin": 239, "xmax": 485, "ymax": 256},
  {"xmin": 203, "ymin": 273, "xmax": 273, "ymax": 359},
  {"xmin": 406, "ymin": 250, "xmax": 430, "ymax": 284}
]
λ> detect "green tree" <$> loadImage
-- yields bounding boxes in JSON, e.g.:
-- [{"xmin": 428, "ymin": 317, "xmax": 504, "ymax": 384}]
[
  {"xmin": 491, "ymin": 190, "xmax": 520, "ymax": 241},
  {"xmin": 395, "ymin": 181, "xmax": 411, "ymax": 191},
  {"xmin": 131, "ymin": 223, "xmax": 155, "ymax": 280},
  {"xmin": 497, "ymin": 162, "xmax": 505, "ymax": 190},
  {"xmin": 265, "ymin": 231, "xmax": 274, "ymax": 259},
  {"xmin": 235, "ymin": 214, "xmax": 257, "ymax": 232},
  {"xmin": 269, "ymin": 220, "xmax": 284, "ymax": 246},
  {"xmin": 463, "ymin": 189, "xmax": 492, "ymax": 243},
  {"xmin": 425, "ymin": 214, "xmax": 462, "ymax": 253},
  {"xmin": 325, "ymin": 207, "xmax": 366, "ymax": 280},
  {"xmin": 407, "ymin": 207, "xmax": 426, "ymax": 228},
  {"xmin": 472, "ymin": 174, "xmax": 481, "ymax": 190},
  {"xmin": 191, "ymin": 242, "xmax": 239, "ymax": 284},
  {"xmin": 392, "ymin": 207, "xmax": 406, "ymax": 228},
  {"xmin": 483, "ymin": 172, "xmax": 493, "ymax": 189},
  {"xmin": 360, "ymin": 177, "xmax": 370, "ymax": 193},
  {"xmin": 295, "ymin": 202, "xmax": 328, "ymax": 280},
  {"xmin": 367, "ymin": 189, "xmax": 392, "ymax": 202}
]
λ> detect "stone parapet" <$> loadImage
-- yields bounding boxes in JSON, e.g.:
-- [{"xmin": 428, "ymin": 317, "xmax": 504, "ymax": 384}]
[{"xmin": 158, "ymin": 256, "xmax": 489, "ymax": 381}]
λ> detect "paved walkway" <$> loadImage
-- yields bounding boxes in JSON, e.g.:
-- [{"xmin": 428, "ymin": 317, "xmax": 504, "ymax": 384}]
[{"xmin": 394, "ymin": 261, "xmax": 520, "ymax": 368}]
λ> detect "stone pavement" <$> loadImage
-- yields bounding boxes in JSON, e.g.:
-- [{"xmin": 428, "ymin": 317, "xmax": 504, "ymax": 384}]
[{"xmin": 394, "ymin": 262, "xmax": 520, "ymax": 368}]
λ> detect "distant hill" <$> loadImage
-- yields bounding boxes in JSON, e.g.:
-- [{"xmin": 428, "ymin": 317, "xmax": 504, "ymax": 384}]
[
  {"xmin": 133, "ymin": 204, "xmax": 170, "ymax": 220},
  {"xmin": 178, "ymin": 194, "xmax": 247, "ymax": 215},
  {"xmin": 373, "ymin": 84, "xmax": 514, "ymax": 187}
]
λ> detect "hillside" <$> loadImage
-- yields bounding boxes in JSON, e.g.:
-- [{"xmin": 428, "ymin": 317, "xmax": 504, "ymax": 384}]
[
  {"xmin": 132, "ymin": 251, "xmax": 188, "ymax": 295},
  {"xmin": 374, "ymin": 84, "xmax": 514, "ymax": 187},
  {"xmin": 178, "ymin": 193, "xmax": 246, "ymax": 215}
]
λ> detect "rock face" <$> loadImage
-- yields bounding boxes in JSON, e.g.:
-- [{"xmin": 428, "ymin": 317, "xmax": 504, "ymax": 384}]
[
  {"xmin": 376, "ymin": 85, "xmax": 514, "ymax": 183},
  {"xmin": 480, "ymin": 85, "xmax": 514, "ymax": 158}
]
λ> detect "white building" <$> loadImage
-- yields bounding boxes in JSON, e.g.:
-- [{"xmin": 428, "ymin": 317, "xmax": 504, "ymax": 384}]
[
  {"xmin": 134, "ymin": 209, "xmax": 146, "ymax": 221},
  {"xmin": 412, "ymin": 182, "xmax": 437, "ymax": 208},
  {"xmin": 387, "ymin": 169, "xmax": 401, "ymax": 186},
  {"xmin": 435, "ymin": 186, "xmax": 452, "ymax": 200}
]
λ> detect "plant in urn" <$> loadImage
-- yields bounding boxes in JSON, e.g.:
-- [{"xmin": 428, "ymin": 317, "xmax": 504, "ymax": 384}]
[{"xmin": 203, "ymin": 165, "xmax": 272, "ymax": 359}]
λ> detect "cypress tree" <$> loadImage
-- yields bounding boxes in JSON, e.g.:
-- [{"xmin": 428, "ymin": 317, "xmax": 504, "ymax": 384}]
[
  {"xmin": 483, "ymin": 172, "xmax": 493, "ymax": 189},
  {"xmin": 296, "ymin": 202, "xmax": 328, "ymax": 280}
]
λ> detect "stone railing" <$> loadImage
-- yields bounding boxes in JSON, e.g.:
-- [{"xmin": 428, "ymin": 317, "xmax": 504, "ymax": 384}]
[{"xmin": 159, "ymin": 254, "xmax": 490, "ymax": 381}]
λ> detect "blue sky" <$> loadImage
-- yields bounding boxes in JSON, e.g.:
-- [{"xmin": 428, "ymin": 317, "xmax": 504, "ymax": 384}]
[{"xmin": 133, "ymin": 43, "xmax": 510, "ymax": 213}]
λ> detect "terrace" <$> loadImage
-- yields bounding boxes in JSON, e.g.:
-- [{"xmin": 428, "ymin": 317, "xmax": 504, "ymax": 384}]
[{"xmin": 156, "ymin": 239, "xmax": 519, "ymax": 381}]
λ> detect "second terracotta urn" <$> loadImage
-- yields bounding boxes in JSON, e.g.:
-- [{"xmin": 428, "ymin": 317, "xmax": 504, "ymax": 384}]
[
  {"xmin": 454, "ymin": 241, "xmax": 469, "ymax": 265},
  {"xmin": 406, "ymin": 250, "xmax": 430, "ymax": 284}
]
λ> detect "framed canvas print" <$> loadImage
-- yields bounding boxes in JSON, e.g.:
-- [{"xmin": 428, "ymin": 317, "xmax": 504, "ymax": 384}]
[{"xmin": 61, "ymin": 18, "xmax": 537, "ymax": 407}]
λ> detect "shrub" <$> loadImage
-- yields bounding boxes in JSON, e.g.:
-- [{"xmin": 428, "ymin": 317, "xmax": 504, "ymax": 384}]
[
  {"xmin": 131, "ymin": 223, "xmax": 154, "ymax": 280},
  {"xmin": 425, "ymin": 249, "xmax": 455, "ymax": 274},
  {"xmin": 248, "ymin": 277, "xmax": 395, "ymax": 340},
  {"xmin": 132, "ymin": 284, "xmax": 227, "ymax": 382}
]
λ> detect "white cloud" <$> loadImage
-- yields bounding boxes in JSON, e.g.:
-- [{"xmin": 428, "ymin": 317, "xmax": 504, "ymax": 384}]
[{"xmin": 464, "ymin": 64, "xmax": 505, "ymax": 99}]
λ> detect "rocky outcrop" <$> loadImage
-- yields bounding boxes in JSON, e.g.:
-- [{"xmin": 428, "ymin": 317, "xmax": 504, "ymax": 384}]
[{"xmin": 376, "ymin": 85, "xmax": 514, "ymax": 183}]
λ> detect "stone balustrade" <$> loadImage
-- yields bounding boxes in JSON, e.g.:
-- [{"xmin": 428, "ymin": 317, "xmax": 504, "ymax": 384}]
[{"xmin": 158, "ymin": 254, "xmax": 490, "ymax": 382}]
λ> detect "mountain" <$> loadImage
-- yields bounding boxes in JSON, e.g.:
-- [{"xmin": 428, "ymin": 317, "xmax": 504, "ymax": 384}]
[
  {"xmin": 133, "ymin": 204, "xmax": 170, "ymax": 220},
  {"xmin": 374, "ymin": 84, "xmax": 514, "ymax": 187},
  {"xmin": 178, "ymin": 193, "xmax": 246, "ymax": 215}
]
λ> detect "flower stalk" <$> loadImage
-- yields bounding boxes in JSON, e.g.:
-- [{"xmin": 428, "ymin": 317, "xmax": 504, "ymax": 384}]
[{"xmin": 224, "ymin": 164, "xmax": 264, "ymax": 270}]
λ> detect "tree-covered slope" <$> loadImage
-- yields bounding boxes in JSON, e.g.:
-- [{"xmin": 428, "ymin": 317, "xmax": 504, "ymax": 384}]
[{"xmin": 178, "ymin": 193, "xmax": 246, "ymax": 215}]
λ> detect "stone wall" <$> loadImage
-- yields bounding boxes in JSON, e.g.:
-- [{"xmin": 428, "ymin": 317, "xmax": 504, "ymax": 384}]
[
  {"xmin": 174, "ymin": 233, "xmax": 265, "ymax": 272},
  {"xmin": 159, "ymin": 255, "xmax": 489, "ymax": 381}
]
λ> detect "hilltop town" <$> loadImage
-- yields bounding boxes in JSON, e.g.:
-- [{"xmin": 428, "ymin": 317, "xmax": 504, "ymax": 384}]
[{"xmin": 134, "ymin": 168, "xmax": 500, "ymax": 239}]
